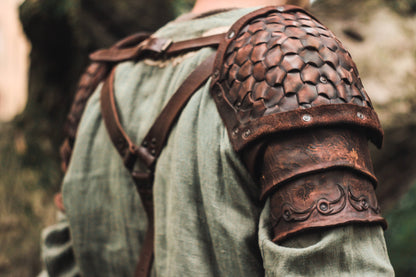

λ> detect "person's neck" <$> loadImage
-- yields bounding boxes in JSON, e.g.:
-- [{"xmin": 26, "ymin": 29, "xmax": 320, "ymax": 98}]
[{"xmin": 191, "ymin": 0, "xmax": 289, "ymax": 14}]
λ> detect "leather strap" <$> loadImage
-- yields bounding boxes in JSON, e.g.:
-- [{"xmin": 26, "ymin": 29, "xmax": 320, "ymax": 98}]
[
  {"xmin": 101, "ymin": 53, "xmax": 217, "ymax": 171},
  {"xmin": 101, "ymin": 68, "xmax": 140, "ymax": 171},
  {"xmin": 60, "ymin": 33, "xmax": 151, "ymax": 173},
  {"xmin": 166, "ymin": 34, "xmax": 224, "ymax": 55},
  {"xmin": 138, "ymin": 53, "xmax": 217, "ymax": 168},
  {"xmin": 90, "ymin": 33, "xmax": 224, "ymax": 62},
  {"xmin": 100, "ymin": 52, "xmax": 217, "ymax": 277}
]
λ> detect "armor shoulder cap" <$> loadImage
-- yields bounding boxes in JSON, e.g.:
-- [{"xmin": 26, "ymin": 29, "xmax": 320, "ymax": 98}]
[{"xmin": 210, "ymin": 5, "xmax": 383, "ymax": 151}]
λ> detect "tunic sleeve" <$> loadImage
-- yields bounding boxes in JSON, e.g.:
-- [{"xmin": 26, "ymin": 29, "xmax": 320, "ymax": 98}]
[{"xmin": 258, "ymin": 199, "xmax": 394, "ymax": 276}]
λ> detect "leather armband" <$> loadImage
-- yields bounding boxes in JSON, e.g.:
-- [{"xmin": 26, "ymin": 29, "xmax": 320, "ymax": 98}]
[
  {"xmin": 209, "ymin": 5, "xmax": 386, "ymax": 241},
  {"xmin": 258, "ymin": 128, "xmax": 386, "ymax": 242}
]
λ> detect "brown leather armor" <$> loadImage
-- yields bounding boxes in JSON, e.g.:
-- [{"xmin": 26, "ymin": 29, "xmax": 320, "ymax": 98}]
[
  {"xmin": 210, "ymin": 6, "xmax": 386, "ymax": 242},
  {"xmin": 60, "ymin": 6, "xmax": 387, "ymax": 273}
]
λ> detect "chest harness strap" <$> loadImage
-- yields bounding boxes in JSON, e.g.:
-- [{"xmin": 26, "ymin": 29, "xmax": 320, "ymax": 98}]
[{"xmin": 99, "ymin": 35, "xmax": 221, "ymax": 277}]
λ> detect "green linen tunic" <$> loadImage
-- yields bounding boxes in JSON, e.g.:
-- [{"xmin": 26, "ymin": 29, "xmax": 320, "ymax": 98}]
[{"xmin": 62, "ymin": 7, "xmax": 394, "ymax": 276}]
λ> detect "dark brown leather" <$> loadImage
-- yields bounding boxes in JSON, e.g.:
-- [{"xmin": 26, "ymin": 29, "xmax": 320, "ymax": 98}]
[
  {"xmin": 257, "ymin": 128, "xmax": 378, "ymax": 199},
  {"xmin": 270, "ymin": 169, "xmax": 387, "ymax": 242},
  {"xmin": 100, "ymin": 53, "xmax": 216, "ymax": 171},
  {"xmin": 90, "ymin": 33, "xmax": 225, "ymax": 63},
  {"xmin": 100, "ymin": 68, "xmax": 140, "ymax": 170},
  {"xmin": 209, "ymin": 5, "xmax": 387, "ymax": 242},
  {"xmin": 100, "ymin": 53, "xmax": 218, "ymax": 277},
  {"xmin": 61, "ymin": 32, "xmax": 224, "ymax": 172},
  {"xmin": 60, "ymin": 32, "xmax": 151, "ymax": 172},
  {"xmin": 210, "ymin": 5, "xmax": 383, "ymax": 152},
  {"xmin": 139, "ymin": 53, "xmax": 217, "ymax": 168},
  {"xmin": 62, "ymin": 28, "xmax": 223, "ymax": 277},
  {"xmin": 132, "ymin": 176, "xmax": 154, "ymax": 277}
]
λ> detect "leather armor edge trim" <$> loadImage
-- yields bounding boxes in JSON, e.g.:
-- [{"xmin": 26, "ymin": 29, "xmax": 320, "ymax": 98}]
[
  {"xmin": 270, "ymin": 169, "xmax": 387, "ymax": 242},
  {"xmin": 210, "ymin": 5, "xmax": 383, "ymax": 152}
]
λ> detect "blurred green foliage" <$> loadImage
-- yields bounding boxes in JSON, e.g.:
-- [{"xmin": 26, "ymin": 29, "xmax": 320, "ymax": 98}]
[
  {"xmin": 172, "ymin": 0, "xmax": 194, "ymax": 16},
  {"xmin": 0, "ymin": 124, "xmax": 56, "ymax": 276},
  {"xmin": 385, "ymin": 181, "xmax": 416, "ymax": 276},
  {"xmin": 385, "ymin": 0, "xmax": 416, "ymax": 15}
]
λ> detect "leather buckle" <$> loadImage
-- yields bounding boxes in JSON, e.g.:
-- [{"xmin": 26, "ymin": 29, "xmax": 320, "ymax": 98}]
[{"xmin": 138, "ymin": 37, "xmax": 172, "ymax": 54}]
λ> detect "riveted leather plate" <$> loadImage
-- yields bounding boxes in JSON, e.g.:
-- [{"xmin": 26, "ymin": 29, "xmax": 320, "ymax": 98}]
[{"xmin": 210, "ymin": 5, "xmax": 383, "ymax": 152}]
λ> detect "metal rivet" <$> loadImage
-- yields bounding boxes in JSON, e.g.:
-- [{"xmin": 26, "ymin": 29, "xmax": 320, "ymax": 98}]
[
  {"xmin": 142, "ymin": 141, "xmax": 148, "ymax": 147},
  {"xmin": 228, "ymin": 31, "xmax": 235, "ymax": 39},
  {"xmin": 213, "ymin": 70, "xmax": 219, "ymax": 78},
  {"xmin": 302, "ymin": 114, "xmax": 312, "ymax": 122},
  {"xmin": 277, "ymin": 6, "xmax": 285, "ymax": 12},
  {"xmin": 217, "ymin": 91, "xmax": 222, "ymax": 98},
  {"xmin": 151, "ymin": 137, "xmax": 157, "ymax": 144},
  {"xmin": 150, "ymin": 149, "xmax": 156, "ymax": 156},
  {"xmin": 232, "ymin": 128, "xmax": 239, "ymax": 137},
  {"xmin": 320, "ymin": 76, "xmax": 328, "ymax": 84},
  {"xmin": 236, "ymin": 102, "xmax": 242, "ymax": 108},
  {"xmin": 361, "ymin": 200, "xmax": 369, "ymax": 210},
  {"xmin": 319, "ymin": 203, "xmax": 329, "ymax": 211},
  {"xmin": 357, "ymin": 112, "xmax": 365, "ymax": 119},
  {"xmin": 243, "ymin": 129, "xmax": 251, "ymax": 138},
  {"xmin": 283, "ymin": 210, "xmax": 291, "ymax": 220}
]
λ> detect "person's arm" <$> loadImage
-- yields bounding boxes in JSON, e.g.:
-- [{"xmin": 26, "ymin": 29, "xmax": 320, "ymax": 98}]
[
  {"xmin": 209, "ymin": 5, "xmax": 394, "ymax": 275},
  {"xmin": 259, "ymin": 202, "xmax": 394, "ymax": 276}
]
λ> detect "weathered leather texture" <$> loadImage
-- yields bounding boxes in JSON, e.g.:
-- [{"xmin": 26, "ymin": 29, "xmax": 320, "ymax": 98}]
[
  {"xmin": 259, "ymin": 128, "xmax": 387, "ymax": 241},
  {"xmin": 210, "ymin": 6, "xmax": 383, "ymax": 151},
  {"xmin": 210, "ymin": 6, "xmax": 386, "ymax": 242},
  {"xmin": 270, "ymin": 169, "xmax": 387, "ymax": 242},
  {"xmin": 258, "ymin": 128, "xmax": 378, "ymax": 199}
]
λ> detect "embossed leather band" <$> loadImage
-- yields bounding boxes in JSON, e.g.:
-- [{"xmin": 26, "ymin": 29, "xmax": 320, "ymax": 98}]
[
  {"xmin": 245, "ymin": 127, "xmax": 387, "ymax": 241},
  {"xmin": 270, "ymin": 169, "xmax": 387, "ymax": 242}
]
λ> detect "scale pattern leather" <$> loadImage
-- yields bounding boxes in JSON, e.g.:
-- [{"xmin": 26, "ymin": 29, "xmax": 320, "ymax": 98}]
[
  {"xmin": 222, "ymin": 10, "xmax": 372, "ymax": 110},
  {"xmin": 211, "ymin": 7, "xmax": 383, "ymax": 151},
  {"xmin": 210, "ymin": 6, "xmax": 387, "ymax": 242}
]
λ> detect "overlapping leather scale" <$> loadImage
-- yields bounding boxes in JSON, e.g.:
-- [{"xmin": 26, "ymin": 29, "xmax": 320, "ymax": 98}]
[{"xmin": 220, "ymin": 10, "xmax": 372, "ymax": 121}]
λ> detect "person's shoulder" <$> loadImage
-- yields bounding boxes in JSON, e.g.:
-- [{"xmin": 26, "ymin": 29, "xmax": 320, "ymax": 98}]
[{"xmin": 210, "ymin": 5, "xmax": 382, "ymax": 151}]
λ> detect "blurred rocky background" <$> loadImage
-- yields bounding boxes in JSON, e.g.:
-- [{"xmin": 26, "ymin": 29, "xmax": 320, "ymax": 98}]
[{"xmin": 0, "ymin": 0, "xmax": 415, "ymax": 275}]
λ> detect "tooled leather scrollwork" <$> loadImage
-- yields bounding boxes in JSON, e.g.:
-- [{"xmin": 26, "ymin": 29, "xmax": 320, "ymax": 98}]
[
  {"xmin": 278, "ymin": 184, "xmax": 347, "ymax": 223},
  {"xmin": 246, "ymin": 127, "xmax": 388, "ymax": 242},
  {"xmin": 270, "ymin": 169, "xmax": 387, "ymax": 242},
  {"xmin": 210, "ymin": 5, "xmax": 383, "ymax": 152}
]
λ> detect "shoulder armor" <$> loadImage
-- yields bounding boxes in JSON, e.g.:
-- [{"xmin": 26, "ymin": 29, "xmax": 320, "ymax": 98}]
[{"xmin": 210, "ymin": 6, "xmax": 383, "ymax": 151}]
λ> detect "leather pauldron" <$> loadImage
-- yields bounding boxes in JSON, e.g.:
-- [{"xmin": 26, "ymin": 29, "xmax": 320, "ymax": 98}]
[
  {"xmin": 210, "ymin": 6, "xmax": 383, "ymax": 151},
  {"xmin": 209, "ymin": 5, "xmax": 387, "ymax": 241}
]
